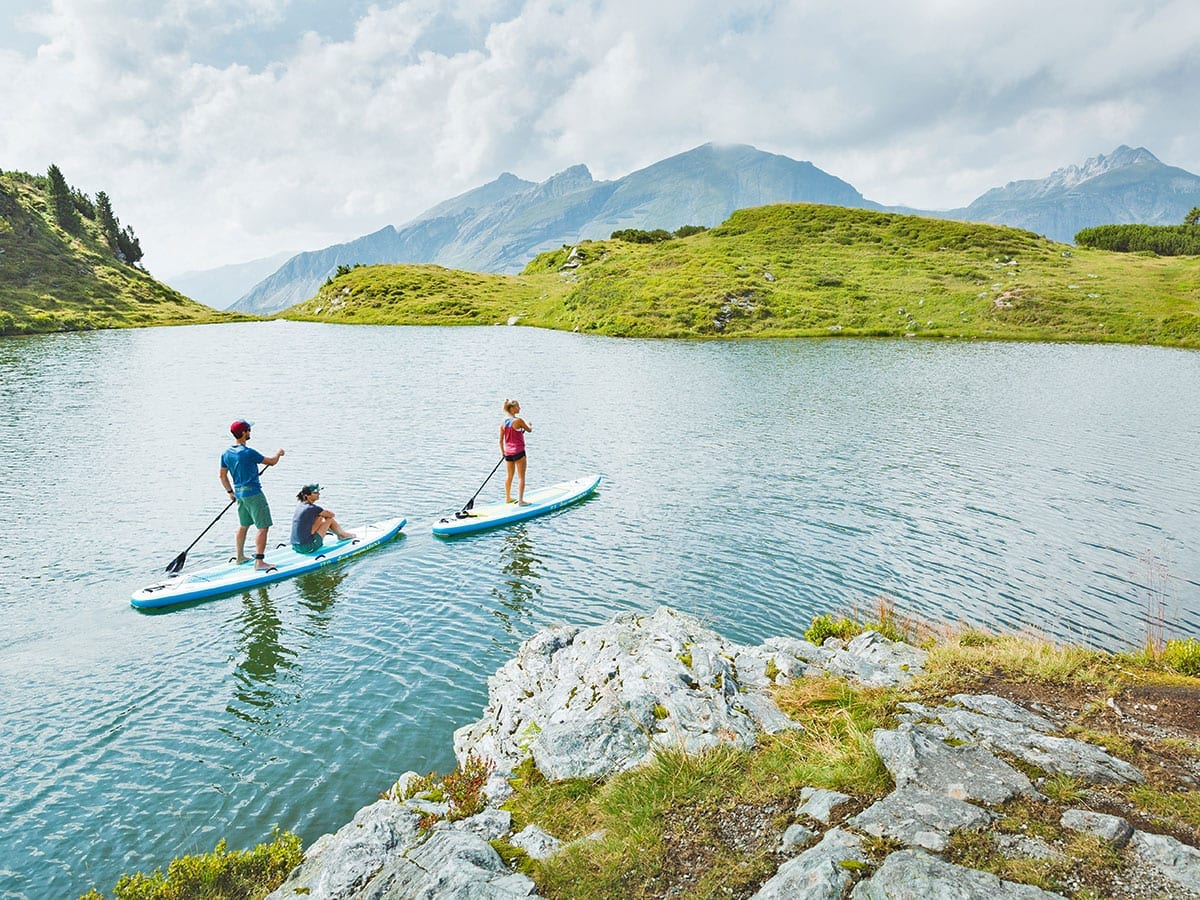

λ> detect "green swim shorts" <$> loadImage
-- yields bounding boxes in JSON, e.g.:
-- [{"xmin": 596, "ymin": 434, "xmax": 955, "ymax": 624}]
[
  {"xmin": 236, "ymin": 492, "xmax": 273, "ymax": 528},
  {"xmin": 293, "ymin": 535, "xmax": 324, "ymax": 554}
]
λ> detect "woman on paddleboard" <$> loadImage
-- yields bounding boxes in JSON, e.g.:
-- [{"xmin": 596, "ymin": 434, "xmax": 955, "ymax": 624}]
[
  {"xmin": 291, "ymin": 485, "xmax": 356, "ymax": 553},
  {"xmin": 500, "ymin": 399, "xmax": 533, "ymax": 506}
]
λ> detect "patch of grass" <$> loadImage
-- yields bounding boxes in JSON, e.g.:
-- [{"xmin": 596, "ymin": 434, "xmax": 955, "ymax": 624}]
[
  {"xmin": 1125, "ymin": 785, "xmax": 1200, "ymax": 831},
  {"xmin": 1040, "ymin": 773, "xmax": 1086, "ymax": 804},
  {"xmin": 948, "ymin": 801, "xmax": 1124, "ymax": 893},
  {"xmin": 1157, "ymin": 737, "xmax": 1200, "ymax": 760},
  {"xmin": 519, "ymin": 746, "xmax": 748, "ymax": 899},
  {"xmin": 505, "ymin": 776, "xmax": 603, "ymax": 844},
  {"xmin": 765, "ymin": 677, "xmax": 895, "ymax": 796},
  {"xmin": 956, "ymin": 628, "xmax": 998, "ymax": 648},
  {"xmin": 506, "ymin": 677, "xmax": 897, "ymax": 898},
  {"xmin": 79, "ymin": 830, "xmax": 302, "ymax": 900},
  {"xmin": 1061, "ymin": 726, "xmax": 1137, "ymax": 762},
  {"xmin": 913, "ymin": 632, "xmax": 1123, "ymax": 696},
  {"xmin": 380, "ymin": 771, "xmax": 436, "ymax": 802}
]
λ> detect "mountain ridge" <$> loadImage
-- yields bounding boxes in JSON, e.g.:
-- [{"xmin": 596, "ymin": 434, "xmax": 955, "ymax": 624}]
[
  {"xmin": 230, "ymin": 142, "xmax": 878, "ymax": 314},
  {"xmin": 218, "ymin": 143, "xmax": 1200, "ymax": 315}
]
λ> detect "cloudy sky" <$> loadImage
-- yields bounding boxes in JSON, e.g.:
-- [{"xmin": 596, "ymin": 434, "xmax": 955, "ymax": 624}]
[{"xmin": 3, "ymin": 0, "xmax": 1198, "ymax": 277}]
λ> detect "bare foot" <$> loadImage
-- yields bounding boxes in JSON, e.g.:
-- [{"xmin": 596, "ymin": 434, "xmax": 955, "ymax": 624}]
[
  {"xmin": 254, "ymin": 563, "xmax": 274, "ymax": 571},
  {"xmin": 518, "ymin": 500, "xmax": 531, "ymax": 507},
  {"xmin": 236, "ymin": 556, "xmax": 250, "ymax": 565},
  {"xmin": 337, "ymin": 532, "xmax": 357, "ymax": 540}
]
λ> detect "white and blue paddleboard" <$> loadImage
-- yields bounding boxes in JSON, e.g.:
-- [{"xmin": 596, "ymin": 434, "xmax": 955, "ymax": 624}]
[
  {"xmin": 132, "ymin": 516, "xmax": 406, "ymax": 609},
  {"xmin": 433, "ymin": 475, "xmax": 600, "ymax": 537}
]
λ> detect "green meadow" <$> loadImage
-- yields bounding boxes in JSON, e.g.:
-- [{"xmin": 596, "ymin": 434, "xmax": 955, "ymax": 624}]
[{"xmin": 283, "ymin": 203, "xmax": 1200, "ymax": 347}]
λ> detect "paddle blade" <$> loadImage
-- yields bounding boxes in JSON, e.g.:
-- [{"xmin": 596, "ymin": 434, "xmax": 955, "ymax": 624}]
[{"xmin": 165, "ymin": 552, "xmax": 187, "ymax": 575}]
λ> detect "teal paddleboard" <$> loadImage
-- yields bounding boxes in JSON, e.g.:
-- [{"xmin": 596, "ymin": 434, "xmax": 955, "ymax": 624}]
[
  {"xmin": 132, "ymin": 516, "xmax": 406, "ymax": 609},
  {"xmin": 433, "ymin": 475, "xmax": 600, "ymax": 537}
]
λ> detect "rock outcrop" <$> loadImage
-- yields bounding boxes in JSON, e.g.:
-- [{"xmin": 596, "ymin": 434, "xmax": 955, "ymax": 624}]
[
  {"xmin": 452, "ymin": 607, "xmax": 924, "ymax": 781},
  {"xmin": 269, "ymin": 607, "xmax": 1199, "ymax": 899}
]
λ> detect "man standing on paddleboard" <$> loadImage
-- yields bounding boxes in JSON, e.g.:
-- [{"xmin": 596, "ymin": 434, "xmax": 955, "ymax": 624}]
[{"xmin": 219, "ymin": 420, "xmax": 285, "ymax": 570}]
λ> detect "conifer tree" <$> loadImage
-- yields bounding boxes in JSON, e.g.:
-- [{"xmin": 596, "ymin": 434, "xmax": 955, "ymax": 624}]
[
  {"xmin": 95, "ymin": 191, "xmax": 121, "ymax": 252},
  {"xmin": 47, "ymin": 163, "xmax": 82, "ymax": 234},
  {"xmin": 71, "ymin": 188, "xmax": 95, "ymax": 220},
  {"xmin": 1185, "ymin": 207, "xmax": 1200, "ymax": 227},
  {"xmin": 117, "ymin": 224, "xmax": 144, "ymax": 265}
]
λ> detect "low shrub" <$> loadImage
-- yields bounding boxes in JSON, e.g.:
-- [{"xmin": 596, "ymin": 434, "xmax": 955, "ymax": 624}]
[
  {"xmin": 805, "ymin": 613, "xmax": 862, "ymax": 646},
  {"xmin": 80, "ymin": 830, "xmax": 302, "ymax": 900},
  {"xmin": 443, "ymin": 752, "xmax": 496, "ymax": 820},
  {"xmin": 1162, "ymin": 637, "xmax": 1200, "ymax": 676}
]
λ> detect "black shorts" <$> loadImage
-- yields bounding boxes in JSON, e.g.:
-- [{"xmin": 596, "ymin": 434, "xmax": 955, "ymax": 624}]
[{"xmin": 504, "ymin": 451, "xmax": 526, "ymax": 462}]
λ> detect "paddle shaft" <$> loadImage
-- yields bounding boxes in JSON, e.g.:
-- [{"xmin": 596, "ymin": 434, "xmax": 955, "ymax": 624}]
[
  {"xmin": 166, "ymin": 464, "xmax": 269, "ymax": 573},
  {"xmin": 462, "ymin": 457, "xmax": 505, "ymax": 513}
]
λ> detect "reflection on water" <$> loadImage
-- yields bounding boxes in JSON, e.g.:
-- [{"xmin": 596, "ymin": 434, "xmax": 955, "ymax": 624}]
[
  {"xmin": 294, "ymin": 567, "xmax": 347, "ymax": 630},
  {"xmin": 223, "ymin": 568, "xmax": 347, "ymax": 741},
  {"xmin": 489, "ymin": 526, "xmax": 542, "ymax": 636},
  {"xmin": 224, "ymin": 587, "xmax": 297, "ymax": 737}
]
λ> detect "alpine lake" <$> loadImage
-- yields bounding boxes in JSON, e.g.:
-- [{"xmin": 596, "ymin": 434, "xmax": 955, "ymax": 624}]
[{"xmin": 1, "ymin": 321, "xmax": 1197, "ymax": 898}]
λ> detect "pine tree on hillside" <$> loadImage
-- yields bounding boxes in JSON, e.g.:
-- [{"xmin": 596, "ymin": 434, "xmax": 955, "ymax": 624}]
[
  {"xmin": 117, "ymin": 224, "xmax": 143, "ymax": 265},
  {"xmin": 94, "ymin": 190, "xmax": 144, "ymax": 265},
  {"xmin": 71, "ymin": 187, "xmax": 95, "ymax": 220},
  {"xmin": 95, "ymin": 191, "xmax": 121, "ymax": 253},
  {"xmin": 47, "ymin": 163, "xmax": 82, "ymax": 234}
]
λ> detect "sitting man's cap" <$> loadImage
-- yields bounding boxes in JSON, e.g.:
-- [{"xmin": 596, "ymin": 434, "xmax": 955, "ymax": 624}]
[
  {"xmin": 230, "ymin": 419, "xmax": 254, "ymax": 436},
  {"xmin": 302, "ymin": 483, "xmax": 322, "ymax": 494}
]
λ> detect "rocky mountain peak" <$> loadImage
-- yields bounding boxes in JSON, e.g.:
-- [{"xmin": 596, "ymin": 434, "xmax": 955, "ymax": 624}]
[
  {"xmin": 531, "ymin": 164, "xmax": 596, "ymax": 199},
  {"xmin": 1042, "ymin": 145, "xmax": 1161, "ymax": 191}
]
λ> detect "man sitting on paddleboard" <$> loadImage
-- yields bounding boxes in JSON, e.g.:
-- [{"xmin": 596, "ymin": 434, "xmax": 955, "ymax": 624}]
[
  {"xmin": 291, "ymin": 484, "xmax": 356, "ymax": 553},
  {"xmin": 219, "ymin": 420, "xmax": 284, "ymax": 570},
  {"xmin": 500, "ymin": 398, "xmax": 533, "ymax": 506}
]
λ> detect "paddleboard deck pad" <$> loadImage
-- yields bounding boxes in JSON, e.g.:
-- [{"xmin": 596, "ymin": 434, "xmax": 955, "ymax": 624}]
[
  {"xmin": 433, "ymin": 475, "xmax": 600, "ymax": 536},
  {"xmin": 132, "ymin": 516, "xmax": 406, "ymax": 609}
]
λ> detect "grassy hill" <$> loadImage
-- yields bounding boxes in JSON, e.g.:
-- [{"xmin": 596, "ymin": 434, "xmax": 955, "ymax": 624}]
[
  {"xmin": 282, "ymin": 203, "xmax": 1200, "ymax": 348},
  {"xmin": 0, "ymin": 170, "xmax": 243, "ymax": 336}
]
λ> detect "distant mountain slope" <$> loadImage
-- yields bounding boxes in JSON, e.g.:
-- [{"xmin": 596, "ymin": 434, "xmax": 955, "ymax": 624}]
[
  {"xmin": 233, "ymin": 143, "xmax": 877, "ymax": 314},
  {"xmin": 0, "ymin": 171, "xmax": 236, "ymax": 335},
  {"xmin": 230, "ymin": 172, "xmax": 535, "ymax": 315},
  {"xmin": 164, "ymin": 251, "xmax": 295, "ymax": 309},
  {"xmin": 945, "ymin": 146, "xmax": 1200, "ymax": 243}
]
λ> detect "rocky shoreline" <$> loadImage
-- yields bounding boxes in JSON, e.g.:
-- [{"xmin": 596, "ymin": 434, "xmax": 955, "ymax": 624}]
[{"xmin": 266, "ymin": 607, "xmax": 1200, "ymax": 899}]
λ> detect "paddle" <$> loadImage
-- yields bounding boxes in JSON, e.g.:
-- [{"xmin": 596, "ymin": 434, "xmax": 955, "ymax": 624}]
[
  {"xmin": 457, "ymin": 457, "xmax": 505, "ymax": 518},
  {"xmin": 165, "ymin": 465, "xmax": 268, "ymax": 575}
]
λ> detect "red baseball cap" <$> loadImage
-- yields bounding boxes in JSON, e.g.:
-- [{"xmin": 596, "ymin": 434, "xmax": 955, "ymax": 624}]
[{"xmin": 230, "ymin": 419, "xmax": 254, "ymax": 436}]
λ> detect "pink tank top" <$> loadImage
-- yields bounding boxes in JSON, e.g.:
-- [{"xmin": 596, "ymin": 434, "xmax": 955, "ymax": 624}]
[{"xmin": 502, "ymin": 418, "xmax": 525, "ymax": 455}]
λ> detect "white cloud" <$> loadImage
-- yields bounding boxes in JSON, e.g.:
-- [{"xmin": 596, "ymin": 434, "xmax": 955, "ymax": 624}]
[{"xmin": 2, "ymin": 0, "xmax": 1198, "ymax": 276}]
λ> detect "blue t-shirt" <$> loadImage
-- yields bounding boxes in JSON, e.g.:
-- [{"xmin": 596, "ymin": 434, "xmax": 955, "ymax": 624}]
[
  {"xmin": 220, "ymin": 444, "xmax": 265, "ymax": 497},
  {"xmin": 291, "ymin": 501, "xmax": 323, "ymax": 545}
]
